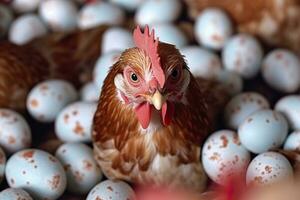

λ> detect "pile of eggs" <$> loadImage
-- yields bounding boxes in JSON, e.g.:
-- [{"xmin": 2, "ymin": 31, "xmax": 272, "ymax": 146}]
[{"xmin": 1, "ymin": 0, "xmax": 300, "ymax": 199}]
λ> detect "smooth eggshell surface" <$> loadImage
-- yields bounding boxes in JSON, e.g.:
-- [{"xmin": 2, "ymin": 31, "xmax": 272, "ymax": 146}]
[
  {"xmin": 80, "ymin": 82, "xmax": 100, "ymax": 102},
  {"xmin": 284, "ymin": 131, "xmax": 300, "ymax": 151},
  {"xmin": 109, "ymin": 0, "xmax": 144, "ymax": 11},
  {"xmin": 12, "ymin": 0, "xmax": 41, "ymax": 13},
  {"xmin": 0, "ymin": 188, "xmax": 33, "ymax": 200}
]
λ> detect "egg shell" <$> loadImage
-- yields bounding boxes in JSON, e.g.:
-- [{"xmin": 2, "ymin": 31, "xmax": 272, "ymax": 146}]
[
  {"xmin": 194, "ymin": 8, "xmax": 233, "ymax": 50},
  {"xmin": 0, "ymin": 188, "xmax": 33, "ymax": 200},
  {"xmin": 55, "ymin": 143, "xmax": 102, "ymax": 194},
  {"xmin": 55, "ymin": 101, "xmax": 97, "ymax": 143},
  {"xmin": 224, "ymin": 92, "xmax": 270, "ymax": 129},
  {"xmin": 86, "ymin": 180, "xmax": 135, "ymax": 200},
  {"xmin": 0, "ymin": 5, "xmax": 13, "ymax": 38},
  {"xmin": 222, "ymin": 34, "xmax": 263, "ymax": 79},
  {"xmin": 102, "ymin": 27, "xmax": 134, "ymax": 54},
  {"xmin": 0, "ymin": 147, "xmax": 6, "ymax": 184},
  {"xmin": 93, "ymin": 51, "xmax": 121, "ymax": 91},
  {"xmin": 78, "ymin": 1, "xmax": 125, "ymax": 30},
  {"xmin": 0, "ymin": 109, "xmax": 31, "ymax": 154},
  {"xmin": 284, "ymin": 131, "xmax": 300, "ymax": 151},
  {"xmin": 262, "ymin": 49, "xmax": 300, "ymax": 93},
  {"xmin": 238, "ymin": 109, "xmax": 288, "ymax": 154},
  {"xmin": 150, "ymin": 23, "xmax": 188, "ymax": 48},
  {"xmin": 202, "ymin": 130, "xmax": 251, "ymax": 185},
  {"xmin": 9, "ymin": 14, "xmax": 48, "ymax": 45},
  {"xmin": 39, "ymin": 0, "xmax": 78, "ymax": 32},
  {"xmin": 275, "ymin": 95, "xmax": 300, "ymax": 131},
  {"xmin": 80, "ymin": 82, "xmax": 100, "ymax": 102},
  {"xmin": 109, "ymin": 0, "xmax": 144, "ymax": 11},
  {"xmin": 12, "ymin": 0, "xmax": 41, "ymax": 13},
  {"xmin": 135, "ymin": 0, "xmax": 181, "ymax": 26},
  {"xmin": 215, "ymin": 70, "xmax": 243, "ymax": 96},
  {"xmin": 246, "ymin": 152, "xmax": 293, "ymax": 186},
  {"xmin": 5, "ymin": 149, "xmax": 67, "ymax": 200},
  {"xmin": 180, "ymin": 46, "xmax": 222, "ymax": 79},
  {"xmin": 26, "ymin": 79, "xmax": 78, "ymax": 123}
]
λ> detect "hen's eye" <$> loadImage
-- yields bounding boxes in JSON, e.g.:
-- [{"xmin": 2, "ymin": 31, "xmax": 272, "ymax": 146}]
[
  {"xmin": 130, "ymin": 73, "xmax": 138, "ymax": 82},
  {"xmin": 171, "ymin": 69, "xmax": 179, "ymax": 79}
]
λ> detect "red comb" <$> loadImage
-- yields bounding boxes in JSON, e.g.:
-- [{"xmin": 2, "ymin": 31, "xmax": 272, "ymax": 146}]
[{"xmin": 133, "ymin": 26, "xmax": 165, "ymax": 88}]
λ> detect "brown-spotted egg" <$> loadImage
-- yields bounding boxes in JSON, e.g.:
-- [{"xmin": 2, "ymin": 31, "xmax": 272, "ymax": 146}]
[
  {"xmin": 0, "ymin": 4, "xmax": 13, "ymax": 38},
  {"xmin": 26, "ymin": 79, "xmax": 78, "ymax": 123},
  {"xmin": 5, "ymin": 149, "xmax": 67, "ymax": 200},
  {"xmin": 0, "ymin": 147, "xmax": 6, "ymax": 184},
  {"xmin": 246, "ymin": 152, "xmax": 293, "ymax": 186},
  {"xmin": 238, "ymin": 109, "xmax": 288, "ymax": 154},
  {"xmin": 86, "ymin": 180, "xmax": 135, "ymax": 200},
  {"xmin": 202, "ymin": 130, "xmax": 251, "ymax": 185},
  {"xmin": 284, "ymin": 131, "xmax": 300, "ymax": 151},
  {"xmin": 0, "ymin": 188, "xmax": 33, "ymax": 200},
  {"xmin": 55, "ymin": 143, "xmax": 103, "ymax": 194},
  {"xmin": 0, "ymin": 109, "xmax": 31, "ymax": 154},
  {"xmin": 55, "ymin": 101, "xmax": 97, "ymax": 143}
]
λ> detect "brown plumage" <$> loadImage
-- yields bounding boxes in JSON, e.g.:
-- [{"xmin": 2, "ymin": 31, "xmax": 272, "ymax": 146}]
[{"xmin": 92, "ymin": 27, "xmax": 228, "ymax": 191}]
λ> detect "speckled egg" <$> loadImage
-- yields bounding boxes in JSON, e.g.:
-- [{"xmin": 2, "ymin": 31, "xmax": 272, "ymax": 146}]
[
  {"xmin": 5, "ymin": 149, "xmax": 67, "ymax": 200},
  {"xmin": 26, "ymin": 79, "xmax": 78, "ymax": 123},
  {"xmin": 202, "ymin": 130, "xmax": 251, "ymax": 185},
  {"xmin": 215, "ymin": 70, "xmax": 243, "ymax": 96},
  {"xmin": 224, "ymin": 92, "xmax": 270, "ymax": 130},
  {"xmin": 55, "ymin": 143, "xmax": 102, "ymax": 194},
  {"xmin": 135, "ymin": 0, "xmax": 181, "ymax": 26},
  {"xmin": 246, "ymin": 152, "xmax": 293, "ymax": 186},
  {"xmin": 194, "ymin": 8, "xmax": 233, "ymax": 50},
  {"xmin": 39, "ymin": 0, "xmax": 78, "ymax": 32},
  {"xmin": 109, "ymin": 0, "xmax": 144, "ymax": 11},
  {"xmin": 238, "ymin": 109, "xmax": 288, "ymax": 154},
  {"xmin": 0, "ymin": 147, "xmax": 6, "ymax": 184},
  {"xmin": 180, "ymin": 46, "xmax": 222, "ymax": 79},
  {"xmin": 12, "ymin": 0, "xmax": 41, "ymax": 13},
  {"xmin": 0, "ymin": 188, "xmax": 33, "ymax": 200},
  {"xmin": 222, "ymin": 34, "xmax": 263, "ymax": 79},
  {"xmin": 80, "ymin": 82, "xmax": 100, "ymax": 102},
  {"xmin": 102, "ymin": 27, "xmax": 134, "ymax": 54},
  {"xmin": 86, "ymin": 180, "xmax": 135, "ymax": 200},
  {"xmin": 55, "ymin": 102, "xmax": 97, "ymax": 143},
  {"xmin": 262, "ymin": 49, "xmax": 300, "ymax": 93},
  {"xmin": 9, "ymin": 14, "xmax": 48, "ymax": 45},
  {"xmin": 150, "ymin": 23, "xmax": 188, "ymax": 48},
  {"xmin": 0, "ymin": 5, "xmax": 13, "ymax": 38},
  {"xmin": 284, "ymin": 131, "xmax": 300, "ymax": 151},
  {"xmin": 78, "ymin": 1, "xmax": 125, "ymax": 30},
  {"xmin": 0, "ymin": 109, "xmax": 31, "ymax": 154},
  {"xmin": 275, "ymin": 95, "xmax": 300, "ymax": 130},
  {"xmin": 93, "ymin": 51, "xmax": 121, "ymax": 91}
]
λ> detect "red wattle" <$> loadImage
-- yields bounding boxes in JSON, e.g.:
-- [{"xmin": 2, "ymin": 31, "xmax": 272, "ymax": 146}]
[
  {"xmin": 162, "ymin": 101, "xmax": 174, "ymax": 126},
  {"xmin": 135, "ymin": 102, "xmax": 152, "ymax": 129}
]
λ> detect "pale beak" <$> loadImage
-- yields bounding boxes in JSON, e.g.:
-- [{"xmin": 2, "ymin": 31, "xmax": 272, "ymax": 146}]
[{"xmin": 150, "ymin": 90, "xmax": 166, "ymax": 110}]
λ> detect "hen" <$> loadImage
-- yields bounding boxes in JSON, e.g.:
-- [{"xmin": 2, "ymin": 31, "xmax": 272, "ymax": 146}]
[{"xmin": 92, "ymin": 26, "xmax": 228, "ymax": 191}]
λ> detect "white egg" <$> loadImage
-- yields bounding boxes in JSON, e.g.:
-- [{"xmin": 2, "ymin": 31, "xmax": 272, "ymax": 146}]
[
  {"xmin": 55, "ymin": 101, "xmax": 97, "ymax": 143},
  {"xmin": 222, "ymin": 34, "xmax": 263, "ymax": 79},
  {"xmin": 26, "ymin": 79, "xmax": 78, "ymax": 123},
  {"xmin": 215, "ymin": 70, "xmax": 243, "ymax": 96},
  {"xmin": 78, "ymin": 1, "xmax": 125, "ymax": 30},
  {"xmin": 109, "ymin": 0, "xmax": 144, "ymax": 11},
  {"xmin": 275, "ymin": 95, "xmax": 300, "ymax": 130},
  {"xmin": 93, "ymin": 51, "xmax": 121, "ymax": 91},
  {"xmin": 224, "ymin": 92, "xmax": 270, "ymax": 129},
  {"xmin": 5, "ymin": 149, "xmax": 67, "ymax": 200},
  {"xmin": 246, "ymin": 152, "xmax": 293, "ymax": 186},
  {"xmin": 0, "ymin": 109, "xmax": 31, "ymax": 154},
  {"xmin": 202, "ymin": 130, "xmax": 251, "ymax": 185},
  {"xmin": 135, "ymin": 0, "xmax": 181, "ymax": 26},
  {"xmin": 238, "ymin": 109, "xmax": 288, "ymax": 154},
  {"xmin": 262, "ymin": 49, "xmax": 300, "ymax": 93},
  {"xmin": 39, "ymin": 0, "xmax": 78, "ymax": 32},
  {"xmin": 80, "ymin": 82, "xmax": 100, "ymax": 102},
  {"xmin": 0, "ymin": 147, "xmax": 6, "ymax": 184},
  {"xmin": 0, "ymin": 5, "xmax": 13, "ymax": 38},
  {"xmin": 55, "ymin": 143, "xmax": 102, "ymax": 194},
  {"xmin": 0, "ymin": 188, "xmax": 33, "ymax": 200},
  {"xmin": 12, "ymin": 0, "xmax": 41, "ymax": 13},
  {"xmin": 284, "ymin": 131, "xmax": 300, "ymax": 151},
  {"xmin": 150, "ymin": 23, "xmax": 188, "ymax": 48},
  {"xmin": 102, "ymin": 27, "xmax": 134, "ymax": 54},
  {"xmin": 194, "ymin": 8, "xmax": 233, "ymax": 50},
  {"xmin": 180, "ymin": 46, "xmax": 222, "ymax": 79},
  {"xmin": 9, "ymin": 14, "xmax": 48, "ymax": 45},
  {"xmin": 87, "ymin": 180, "xmax": 135, "ymax": 200}
]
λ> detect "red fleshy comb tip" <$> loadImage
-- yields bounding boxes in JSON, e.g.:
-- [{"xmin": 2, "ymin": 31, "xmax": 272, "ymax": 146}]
[{"xmin": 133, "ymin": 25, "xmax": 165, "ymax": 88}]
